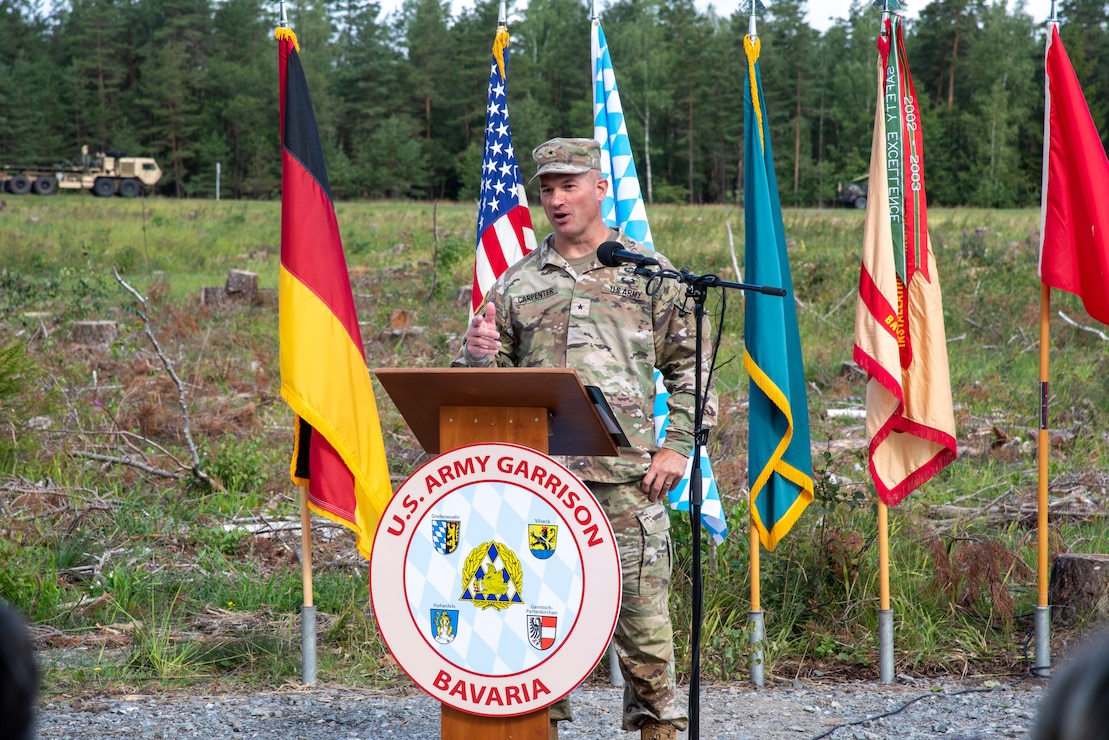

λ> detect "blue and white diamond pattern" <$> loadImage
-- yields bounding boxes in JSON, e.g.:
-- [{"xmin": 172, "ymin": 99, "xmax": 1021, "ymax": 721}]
[
  {"xmin": 654, "ymin": 369, "xmax": 728, "ymax": 544},
  {"xmin": 592, "ymin": 20, "xmax": 654, "ymax": 249},
  {"xmin": 405, "ymin": 481, "xmax": 582, "ymax": 674}
]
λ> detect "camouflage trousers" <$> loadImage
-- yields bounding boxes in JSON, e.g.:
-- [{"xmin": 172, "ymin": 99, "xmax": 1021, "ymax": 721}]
[{"xmin": 549, "ymin": 481, "xmax": 688, "ymax": 732}]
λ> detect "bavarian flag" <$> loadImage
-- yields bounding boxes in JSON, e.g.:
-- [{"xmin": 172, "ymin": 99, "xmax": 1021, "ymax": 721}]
[
  {"xmin": 277, "ymin": 27, "xmax": 393, "ymax": 560},
  {"xmin": 853, "ymin": 16, "xmax": 957, "ymax": 506},
  {"xmin": 742, "ymin": 35, "xmax": 814, "ymax": 551}
]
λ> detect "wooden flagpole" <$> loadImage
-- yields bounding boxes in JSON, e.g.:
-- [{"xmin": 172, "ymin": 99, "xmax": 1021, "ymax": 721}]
[
  {"xmin": 282, "ymin": 0, "xmax": 317, "ymax": 684},
  {"xmin": 749, "ymin": 512, "xmax": 764, "ymax": 686},
  {"xmin": 877, "ymin": 501, "xmax": 893, "ymax": 683},
  {"xmin": 875, "ymin": 0, "xmax": 896, "ymax": 686},
  {"xmin": 1032, "ymin": 3, "xmax": 1059, "ymax": 677},
  {"xmin": 590, "ymin": 0, "xmax": 625, "ymax": 693},
  {"xmin": 300, "ymin": 483, "xmax": 317, "ymax": 684},
  {"xmin": 745, "ymin": 0, "xmax": 765, "ymax": 689},
  {"xmin": 1035, "ymin": 284, "xmax": 1052, "ymax": 676}
]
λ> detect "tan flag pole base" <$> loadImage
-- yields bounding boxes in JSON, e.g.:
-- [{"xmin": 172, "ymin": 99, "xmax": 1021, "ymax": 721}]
[
  {"xmin": 301, "ymin": 606, "xmax": 317, "ymax": 685},
  {"xmin": 608, "ymin": 642, "xmax": 624, "ymax": 687},
  {"xmin": 748, "ymin": 611, "xmax": 765, "ymax": 688},
  {"xmin": 878, "ymin": 610, "xmax": 894, "ymax": 684},
  {"xmin": 1034, "ymin": 607, "xmax": 1051, "ymax": 677}
]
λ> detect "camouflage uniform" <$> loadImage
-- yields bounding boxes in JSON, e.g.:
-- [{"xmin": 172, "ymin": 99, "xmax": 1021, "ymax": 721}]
[{"xmin": 452, "ymin": 230, "xmax": 715, "ymax": 732}]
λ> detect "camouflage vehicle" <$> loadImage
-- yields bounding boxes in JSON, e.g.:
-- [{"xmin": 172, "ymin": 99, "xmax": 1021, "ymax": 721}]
[
  {"xmin": 0, "ymin": 147, "xmax": 163, "ymax": 197},
  {"xmin": 835, "ymin": 175, "xmax": 868, "ymax": 209}
]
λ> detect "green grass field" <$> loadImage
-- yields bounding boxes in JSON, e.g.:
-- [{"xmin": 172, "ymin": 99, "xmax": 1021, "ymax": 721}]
[{"xmin": 2, "ymin": 193, "xmax": 1107, "ymax": 692}]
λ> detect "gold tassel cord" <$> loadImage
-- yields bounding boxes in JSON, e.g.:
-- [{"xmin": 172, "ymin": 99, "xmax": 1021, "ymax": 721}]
[
  {"xmin": 275, "ymin": 26, "xmax": 300, "ymax": 52},
  {"xmin": 744, "ymin": 35, "xmax": 764, "ymax": 152},
  {"xmin": 493, "ymin": 26, "xmax": 509, "ymax": 81}
]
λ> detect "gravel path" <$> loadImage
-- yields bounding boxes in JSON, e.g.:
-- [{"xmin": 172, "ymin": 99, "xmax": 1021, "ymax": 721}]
[{"xmin": 36, "ymin": 676, "xmax": 1048, "ymax": 739}]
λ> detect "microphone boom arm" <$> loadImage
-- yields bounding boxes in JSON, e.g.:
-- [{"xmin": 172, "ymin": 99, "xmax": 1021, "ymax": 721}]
[{"xmin": 635, "ymin": 265, "xmax": 787, "ymax": 297}]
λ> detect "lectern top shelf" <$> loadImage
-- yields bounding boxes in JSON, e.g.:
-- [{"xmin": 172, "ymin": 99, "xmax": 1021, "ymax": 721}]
[{"xmin": 373, "ymin": 367, "xmax": 621, "ymax": 457}]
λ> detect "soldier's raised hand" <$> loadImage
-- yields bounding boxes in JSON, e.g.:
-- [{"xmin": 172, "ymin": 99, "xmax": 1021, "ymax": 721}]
[{"xmin": 465, "ymin": 302, "xmax": 500, "ymax": 360}]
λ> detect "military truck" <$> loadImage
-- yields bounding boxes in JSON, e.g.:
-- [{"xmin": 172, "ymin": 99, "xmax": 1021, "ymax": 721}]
[
  {"xmin": 0, "ymin": 147, "xmax": 163, "ymax": 197},
  {"xmin": 835, "ymin": 175, "xmax": 868, "ymax": 209}
]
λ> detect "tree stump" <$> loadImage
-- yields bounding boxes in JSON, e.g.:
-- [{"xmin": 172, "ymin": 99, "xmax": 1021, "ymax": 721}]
[
  {"xmin": 381, "ymin": 308, "xmax": 425, "ymax": 337},
  {"xmin": 69, "ymin": 320, "xmax": 118, "ymax": 347},
  {"xmin": 225, "ymin": 269, "xmax": 258, "ymax": 303},
  {"xmin": 389, "ymin": 309, "xmax": 414, "ymax": 330},
  {"xmin": 199, "ymin": 286, "xmax": 226, "ymax": 307},
  {"xmin": 1049, "ymin": 553, "xmax": 1109, "ymax": 628}
]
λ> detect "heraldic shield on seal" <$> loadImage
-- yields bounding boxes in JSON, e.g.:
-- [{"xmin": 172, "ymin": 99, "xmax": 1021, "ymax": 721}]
[
  {"xmin": 460, "ymin": 541, "xmax": 524, "ymax": 609},
  {"xmin": 432, "ymin": 519, "xmax": 460, "ymax": 555},
  {"xmin": 370, "ymin": 442, "xmax": 621, "ymax": 718}
]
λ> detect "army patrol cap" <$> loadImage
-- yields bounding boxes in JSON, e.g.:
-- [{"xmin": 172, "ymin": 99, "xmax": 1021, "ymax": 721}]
[{"xmin": 531, "ymin": 137, "xmax": 601, "ymax": 180}]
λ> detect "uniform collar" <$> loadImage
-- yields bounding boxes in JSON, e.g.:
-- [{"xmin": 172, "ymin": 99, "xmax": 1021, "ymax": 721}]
[{"xmin": 536, "ymin": 229, "xmax": 632, "ymax": 270}]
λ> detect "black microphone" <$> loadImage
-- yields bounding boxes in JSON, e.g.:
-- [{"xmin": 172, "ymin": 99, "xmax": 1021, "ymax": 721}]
[{"xmin": 596, "ymin": 240, "xmax": 659, "ymax": 268}]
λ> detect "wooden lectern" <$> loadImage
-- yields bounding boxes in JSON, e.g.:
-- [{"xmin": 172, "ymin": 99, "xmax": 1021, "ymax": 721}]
[{"xmin": 373, "ymin": 367, "xmax": 622, "ymax": 740}]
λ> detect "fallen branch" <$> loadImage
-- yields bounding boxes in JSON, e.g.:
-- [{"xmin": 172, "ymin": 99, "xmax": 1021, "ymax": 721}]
[
  {"xmin": 725, "ymin": 220, "xmax": 742, "ymax": 283},
  {"xmin": 112, "ymin": 269, "xmax": 217, "ymax": 490},
  {"xmin": 929, "ymin": 488, "xmax": 1107, "ymax": 532},
  {"xmin": 928, "ymin": 485, "xmax": 1015, "ymax": 525},
  {"xmin": 821, "ymin": 288, "xmax": 855, "ymax": 322},
  {"xmin": 73, "ymin": 450, "xmax": 184, "ymax": 479},
  {"xmin": 65, "ymin": 428, "xmax": 192, "ymax": 471},
  {"xmin": 1058, "ymin": 311, "xmax": 1109, "ymax": 342}
]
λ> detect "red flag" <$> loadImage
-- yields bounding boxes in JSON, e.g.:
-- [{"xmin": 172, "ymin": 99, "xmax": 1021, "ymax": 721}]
[
  {"xmin": 1039, "ymin": 24, "xmax": 1109, "ymax": 326},
  {"xmin": 277, "ymin": 28, "xmax": 392, "ymax": 560},
  {"xmin": 853, "ymin": 17, "xmax": 957, "ymax": 506}
]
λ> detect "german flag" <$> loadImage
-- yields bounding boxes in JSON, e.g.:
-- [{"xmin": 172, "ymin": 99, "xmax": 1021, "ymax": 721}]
[{"xmin": 277, "ymin": 28, "xmax": 392, "ymax": 560}]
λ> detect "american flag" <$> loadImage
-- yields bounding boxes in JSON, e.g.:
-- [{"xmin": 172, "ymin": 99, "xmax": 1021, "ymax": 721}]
[{"xmin": 472, "ymin": 26, "xmax": 536, "ymax": 315}]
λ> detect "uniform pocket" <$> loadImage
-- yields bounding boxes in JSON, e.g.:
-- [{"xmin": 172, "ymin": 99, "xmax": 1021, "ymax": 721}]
[{"xmin": 632, "ymin": 502, "xmax": 672, "ymax": 596}]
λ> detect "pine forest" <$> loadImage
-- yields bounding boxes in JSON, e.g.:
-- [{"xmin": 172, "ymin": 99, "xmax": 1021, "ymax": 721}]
[{"xmin": 2, "ymin": 0, "xmax": 1107, "ymax": 206}]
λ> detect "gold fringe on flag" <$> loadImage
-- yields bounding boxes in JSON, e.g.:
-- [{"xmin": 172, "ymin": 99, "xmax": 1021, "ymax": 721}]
[
  {"xmin": 493, "ymin": 26, "xmax": 509, "ymax": 81},
  {"xmin": 275, "ymin": 26, "xmax": 300, "ymax": 51},
  {"xmin": 744, "ymin": 35, "xmax": 765, "ymax": 150}
]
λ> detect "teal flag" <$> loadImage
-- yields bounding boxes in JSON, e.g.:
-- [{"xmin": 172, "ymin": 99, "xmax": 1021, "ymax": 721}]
[{"xmin": 743, "ymin": 35, "xmax": 813, "ymax": 551}]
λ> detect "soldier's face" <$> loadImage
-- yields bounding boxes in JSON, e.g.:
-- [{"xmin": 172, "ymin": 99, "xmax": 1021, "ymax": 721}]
[{"xmin": 538, "ymin": 172, "xmax": 606, "ymax": 239}]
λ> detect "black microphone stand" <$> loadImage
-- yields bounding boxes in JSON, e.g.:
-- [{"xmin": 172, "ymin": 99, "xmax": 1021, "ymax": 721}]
[{"xmin": 634, "ymin": 264, "xmax": 784, "ymax": 740}]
